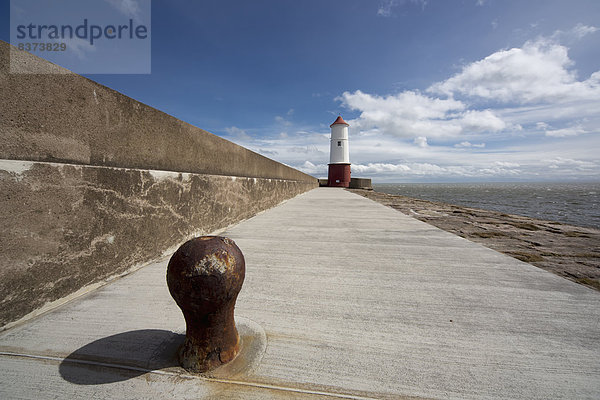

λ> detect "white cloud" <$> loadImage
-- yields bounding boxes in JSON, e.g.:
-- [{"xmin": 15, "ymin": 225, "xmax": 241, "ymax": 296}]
[
  {"xmin": 552, "ymin": 23, "xmax": 598, "ymax": 41},
  {"xmin": 571, "ymin": 24, "xmax": 598, "ymax": 38},
  {"xmin": 533, "ymin": 121, "xmax": 589, "ymax": 137},
  {"xmin": 544, "ymin": 157, "xmax": 597, "ymax": 171},
  {"xmin": 299, "ymin": 161, "xmax": 327, "ymax": 176},
  {"xmin": 428, "ymin": 37, "xmax": 600, "ymax": 104},
  {"xmin": 454, "ymin": 141, "xmax": 485, "ymax": 148},
  {"xmin": 352, "ymin": 163, "xmax": 411, "ymax": 174},
  {"xmin": 414, "ymin": 136, "xmax": 428, "ymax": 148},
  {"xmin": 338, "ymin": 89, "xmax": 506, "ymax": 138},
  {"xmin": 258, "ymin": 148, "xmax": 278, "ymax": 156},
  {"xmin": 340, "ymin": 89, "xmax": 465, "ymax": 121},
  {"xmin": 290, "ymin": 145, "xmax": 322, "ymax": 154},
  {"xmin": 275, "ymin": 115, "xmax": 292, "ymax": 126},
  {"xmin": 224, "ymin": 126, "xmax": 252, "ymax": 141},
  {"xmin": 544, "ymin": 125, "xmax": 588, "ymax": 137},
  {"xmin": 460, "ymin": 109, "xmax": 506, "ymax": 132},
  {"xmin": 536, "ymin": 122, "xmax": 550, "ymax": 130},
  {"xmin": 496, "ymin": 98, "xmax": 600, "ymax": 129},
  {"xmin": 494, "ymin": 161, "xmax": 520, "ymax": 168}
]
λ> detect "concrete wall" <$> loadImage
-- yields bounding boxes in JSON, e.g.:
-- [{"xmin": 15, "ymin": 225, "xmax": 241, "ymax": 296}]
[
  {"xmin": 0, "ymin": 41, "xmax": 317, "ymax": 328},
  {"xmin": 349, "ymin": 178, "xmax": 373, "ymax": 190}
]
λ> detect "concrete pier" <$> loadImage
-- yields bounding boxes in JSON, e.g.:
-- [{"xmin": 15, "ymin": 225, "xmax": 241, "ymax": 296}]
[{"xmin": 1, "ymin": 188, "xmax": 599, "ymax": 399}]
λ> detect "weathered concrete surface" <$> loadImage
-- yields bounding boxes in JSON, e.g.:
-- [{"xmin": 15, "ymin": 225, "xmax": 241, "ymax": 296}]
[
  {"xmin": 0, "ymin": 160, "xmax": 314, "ymax": 327},
  {"xmin": 1, "ymin": 188, "xmax": 598, "ymax": 399},
  {"xmin": 0, "ymin": 41, "xmax": 314, "ymax": 182},
  {"xmin": 0, "ymin": 39, "xmax": 317, "ymax": 327}
]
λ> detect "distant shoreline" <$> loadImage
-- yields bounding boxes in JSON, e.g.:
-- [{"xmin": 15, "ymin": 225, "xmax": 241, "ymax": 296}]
[{"xmin": 348, "ymin": 188, "xmax": 600, "ymax": 291}]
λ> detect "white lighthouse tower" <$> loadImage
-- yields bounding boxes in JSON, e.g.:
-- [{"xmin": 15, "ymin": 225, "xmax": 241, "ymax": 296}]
[{"xmin": 328, "ymin": 115, "xmax": 351, "ymax": 187}]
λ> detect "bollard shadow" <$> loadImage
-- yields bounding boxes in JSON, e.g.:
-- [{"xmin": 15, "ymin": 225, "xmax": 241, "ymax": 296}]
[{"xmin": 59, "ymin": 329, "xmax": 185, "ymax": 385}]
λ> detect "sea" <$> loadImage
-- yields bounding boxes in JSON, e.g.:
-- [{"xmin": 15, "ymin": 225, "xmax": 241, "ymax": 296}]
[{"xmin": 373, "ymin": 182, "xmax": 600, "ymax": 229}]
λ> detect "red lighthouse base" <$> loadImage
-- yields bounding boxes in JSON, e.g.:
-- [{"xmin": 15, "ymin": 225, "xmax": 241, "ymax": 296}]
[{"xmin": 327, "ymin": 164, "xmax": 351, "ymax": 187}]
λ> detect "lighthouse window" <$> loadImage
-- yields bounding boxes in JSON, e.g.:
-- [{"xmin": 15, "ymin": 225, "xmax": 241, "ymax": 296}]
[{"xmin": 337, "ymin": 141, "xmax": 341, "ymax": 146}]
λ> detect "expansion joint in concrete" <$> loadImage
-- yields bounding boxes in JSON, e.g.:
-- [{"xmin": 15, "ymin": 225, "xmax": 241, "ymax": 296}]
[{"xmin": 0, "ymin": 351, "xmax": 379, "ymax": 400}]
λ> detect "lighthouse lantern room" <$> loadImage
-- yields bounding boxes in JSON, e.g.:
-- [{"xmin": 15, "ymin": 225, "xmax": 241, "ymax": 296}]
[{"xmin": 328, "ymin": 116, "xmax": 351, "ymax": 187}]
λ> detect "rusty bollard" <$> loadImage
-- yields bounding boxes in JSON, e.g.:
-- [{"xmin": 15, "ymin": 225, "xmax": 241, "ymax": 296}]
[{"xmin": 166, "ymin": 236, "xmax": 245, "ymax": 372}]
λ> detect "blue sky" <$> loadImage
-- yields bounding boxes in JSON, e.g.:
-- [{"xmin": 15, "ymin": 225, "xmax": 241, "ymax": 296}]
[{"xmin": 3, "ymin": 0, "xmax": 600, "ymax": 182}]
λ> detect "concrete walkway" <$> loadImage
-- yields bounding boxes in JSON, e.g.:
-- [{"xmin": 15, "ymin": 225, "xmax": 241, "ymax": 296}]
[{"xmin": 1, "ymin": 188, "xmax": 599, "ymax": 399}]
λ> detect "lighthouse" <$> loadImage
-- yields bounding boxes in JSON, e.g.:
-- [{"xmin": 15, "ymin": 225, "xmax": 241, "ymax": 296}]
[{"xmin": 328, "ymin": 116, "xmax": 351, "ymax": 187}]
